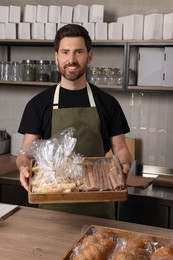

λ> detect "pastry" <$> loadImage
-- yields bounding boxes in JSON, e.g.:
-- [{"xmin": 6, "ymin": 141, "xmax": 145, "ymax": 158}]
[
  {"xmin": 113, "ymin": 251, "xmax": 137, "ymax": 260},
  {"xmin": 150, "ymin": 245, "xmax": 173, "ymax": 259}
]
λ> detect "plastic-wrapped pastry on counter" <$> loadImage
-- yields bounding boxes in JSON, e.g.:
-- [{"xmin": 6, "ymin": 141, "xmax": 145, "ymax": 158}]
[
  {"xmin": 71, "ymin": 227, "xmax": 117, "ymax": 260},
  {"xmin": 70, "ymin": 225, "xmax": 173, "ymax": 260}
]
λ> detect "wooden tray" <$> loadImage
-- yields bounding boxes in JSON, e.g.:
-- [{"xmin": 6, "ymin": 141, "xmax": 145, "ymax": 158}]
[
  {"xmin": 28, "ymin": 189, "xmax": 127, "ymax": 204},
  {"xmin": 28, "ymin": 158, "xmax": 128, "ymax": 204},
  {"xmin": 62, "ymin": 225, "xmax": 173, "ymax": 260}
]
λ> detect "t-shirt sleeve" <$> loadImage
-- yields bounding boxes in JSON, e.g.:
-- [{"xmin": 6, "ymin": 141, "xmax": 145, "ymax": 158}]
[
  {"xmin": 109, "ymin": 99, "xmax": 130, "ymax": 136},
  {"xmin": 18, "ymin": 98, "xmax": 42, "ymax": 135}
]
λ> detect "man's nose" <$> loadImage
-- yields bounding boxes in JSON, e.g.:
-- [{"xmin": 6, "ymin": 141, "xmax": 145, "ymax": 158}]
[{"xmin": 68, "ymin": 52, "xmax": 76, "ymax": 62}]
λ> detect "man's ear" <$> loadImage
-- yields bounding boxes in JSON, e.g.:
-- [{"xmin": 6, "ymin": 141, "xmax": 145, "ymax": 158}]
[
  {"xmin": 88, "ymin": 50, "xmax": 93, "ymax": 64},
  {"xmin": 55, "ymin": 52, "xmax": 58, "ymax": 65}
]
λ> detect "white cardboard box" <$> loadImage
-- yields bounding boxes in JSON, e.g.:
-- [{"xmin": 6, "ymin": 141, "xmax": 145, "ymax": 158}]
[
  {"xmin": 89, "ymin": 4, "xmax": 104, "ymax": 23},
  {"xmin": 18, "ymin": 23, "xmax": 31, "ymax": 40},
  {"xmin": 108, "ymin": 22, "xmax": 123, "ymax": 40},
  {"xmin": 0, "ymin": 24, "xmax": 5, "ymax": 39},
  {"xmin": 5, "ymin": 23, "xmax": 16, "ymax": 39},
  {"xmin": 117, "ymin": 14, "xmax": 144, "ymax": 40},
  {"xmin": 61, "ymin": 5, "xmax": 73, "ymax": 24},
  {"xmin": 144, "ymin": 13, "xmax": 163, "ymax": 40},
  {"xmin": 163, "ymin": 13, "xmax": 173, "ymax": 40},
  {"xmin": 23, "ymin": 5, "xmax": 36, "ymax": 23},
  {"xmin": 9, "ymin": 5, "xmax": 21, "ymax": 23},
  {"xmin": 83, "ymin": 22, "xmax": 95, "ymax": 40},
  {"xmin": 73, "ymin": 4, "xmax": 89, "ymax": 23},
  {"xmin": 95, "ymin": 22, "xmax": 107, "ymax": 40},
  {"xmin": 45, "ymin": 23, "xmax": 56, "ymax": 40},
  {"xmin": 48, "ymin": 5, "xmax": 61, "ymax": 23},
  {"xmin": 31, "ymin": 23, "xmax": 44, "ymax": 40},
  {"xmin": 0, "ymin": 6, "xmax": 9, "ymax": 23},
  {"xmin": 36, "ymin": 5, "xmax": 48, "ymax": 23}
]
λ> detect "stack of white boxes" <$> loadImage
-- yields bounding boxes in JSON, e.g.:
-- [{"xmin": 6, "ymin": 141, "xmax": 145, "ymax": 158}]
[
  {"xmin": 0, "ymin": 4, "xmax": 107, "ymax": 40},
  {"xmin": 143, "ymin": 14, "xmax": 163, "ymax": 40},
  {"xmin": 0, "ymin": 5, "xmax": 21, "ymax": 39},
  {"xmin": 73, "ymin": 4, "xmax": 106, "ymax": 40},
  {"xmin": 2, "ymin": 4, "xmax": 173, "ymax": 41},
  {"xmin": 117, "ymin": 14, "xmax": 144, "ymax": 40},
  {"xmin": 89, "ymin": 4, "xmax": 106, "ymax": 40}
]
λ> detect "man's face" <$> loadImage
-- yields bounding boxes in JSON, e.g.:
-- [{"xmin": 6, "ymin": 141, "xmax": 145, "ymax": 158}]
[{"xmin": 55, "ymin": 37, "xmax": 92, "ymax": 81}]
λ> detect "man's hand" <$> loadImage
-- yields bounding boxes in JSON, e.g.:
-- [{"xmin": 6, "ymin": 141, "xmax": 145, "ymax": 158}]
[
  {"xmin": 19, "ymin": 166, "xmax": 30, "ymax": 191},
  {"xmin": 121, "ymin": 162, "xmax": 131, "ymax": 184}
]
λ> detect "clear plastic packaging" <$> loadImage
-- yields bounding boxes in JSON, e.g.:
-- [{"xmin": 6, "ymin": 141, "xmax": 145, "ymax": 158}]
[
  {"xmin": 20, "ymin": 128, "xmax": 126, "ymax": 194},
  {"xmin": 70, "ymin": 225, "xmax": 173, "ymax": 260}
]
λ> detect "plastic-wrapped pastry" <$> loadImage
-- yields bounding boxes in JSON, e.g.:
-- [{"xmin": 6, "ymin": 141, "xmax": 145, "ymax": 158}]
[
  {"xmin": 150, "ymin": 246, "xmax": 173, "ymax": 259},
  {"xmin": 71, "ymin": 229, "xmax": 117, "ymax": 260}
]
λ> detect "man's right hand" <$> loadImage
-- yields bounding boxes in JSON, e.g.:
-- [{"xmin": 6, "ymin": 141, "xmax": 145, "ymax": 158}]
[
  {"xmin": 16, "ymin": 133, "xmax": 41, "ymax": 191},
  {"xmin": 19, "ymin": 166, "xmax": 30, "ymax": 191}
]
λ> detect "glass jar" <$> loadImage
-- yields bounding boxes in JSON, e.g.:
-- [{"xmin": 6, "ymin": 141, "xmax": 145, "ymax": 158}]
[
  {"xmin": 10, "ymin": 61, "xmax": 20, "ymax": 81},
  {"xmin": 88, "ymin": 67, "xmax": 101, "ymax": 85},
  {"xmin": 0, "ymin": 61, "xmax": 11, "ymax": 81},
  {"xmin": 108, "ymin": 68, "xmax": 118, "ymax": 85},
  {"xmin": 35, "ymin": 60, "xmax": 50, "ymax": 82},
  {"xmin": 21, "ymin": 60, "xmax": 35, "ymax": 81},
  {"xmin": 102, "ymin": 68, "xmax": 112, "ymax": 85},
  {"xmin": 50, "ymin": 61, "xmax": 61, "ymax": 82},
  {"xmin": 115, "ymin": 68, "xmax": 123, "ymax": 86}
]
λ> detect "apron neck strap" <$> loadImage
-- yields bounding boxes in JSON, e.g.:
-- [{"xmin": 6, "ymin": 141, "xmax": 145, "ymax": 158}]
[
  {"xmin": 86, "ymin": 82, "xmax": 95, "ymax": 107},
  {"xmin": 53, "ymin": 82, "xmax": 60, "ymax": 109},
  {"xmin": 53, "ymin": 82, "xmax": 96, "ymax": 109}
]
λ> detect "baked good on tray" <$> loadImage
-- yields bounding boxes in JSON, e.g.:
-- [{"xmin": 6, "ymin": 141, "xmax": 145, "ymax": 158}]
[
  {"xmin": 150, "ymin": 245, "xmax": 173, "ymax": 259},
  {"xmin": 69, "ymin": 226, "xmax": 173, "ymax": 260},
  {"xmin": 30, "ymin": 156, "xmax": 126, "ymax": 194}
]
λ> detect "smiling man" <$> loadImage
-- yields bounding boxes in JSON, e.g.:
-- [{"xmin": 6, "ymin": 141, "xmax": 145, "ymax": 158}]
[
  {"xmin": 16, "ymin": 24, "xmax": 132, "ymax": 219},
  {"xmin": 57, "ymin": 37, "xmax": 92, "ymax": 82}
]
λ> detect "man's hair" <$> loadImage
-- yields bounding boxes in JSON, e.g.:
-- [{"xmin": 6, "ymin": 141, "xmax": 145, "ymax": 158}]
[{"xmin": 54, "ymin": 24, "xmax": 92, "ymax": 53}]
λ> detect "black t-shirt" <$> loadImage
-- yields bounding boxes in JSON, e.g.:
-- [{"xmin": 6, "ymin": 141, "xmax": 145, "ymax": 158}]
[{"xmin": 18, "ymin": 83, "xmax": 130, "ymax": 153}]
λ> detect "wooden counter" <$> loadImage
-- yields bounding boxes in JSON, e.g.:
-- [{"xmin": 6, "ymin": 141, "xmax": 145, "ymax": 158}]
[{"xmin": 0, "ymin": 206, "xmax": 173, "ymax": 259}]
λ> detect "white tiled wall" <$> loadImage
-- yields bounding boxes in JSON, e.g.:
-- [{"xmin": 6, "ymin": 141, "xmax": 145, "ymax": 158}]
[
  {"xmin": 0, "ymin": 86, "xmax": 45, "ymax": 133},
  {"xmin": 109, "ymin": 90, "xmax": 173, "ymax": 168}
]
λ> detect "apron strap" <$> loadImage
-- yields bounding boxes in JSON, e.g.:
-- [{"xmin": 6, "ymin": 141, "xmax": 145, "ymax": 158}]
[
  {"xmin": 86, "ymin": 82, "xmax": 95, "ymax": 107},
  {"xmin": 53, "ymin": 82, "xmax": 60, "ymax": 109},
  {"xmin": 53, "ymin": 82, "xmax": 96, "ymax": 109}
]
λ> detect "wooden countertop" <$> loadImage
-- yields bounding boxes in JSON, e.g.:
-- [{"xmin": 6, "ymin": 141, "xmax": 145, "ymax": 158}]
[
  {"xmin": 0, "ymin": 206, "xmax": 173, "ymax": 259},
  {"xmin": 0, "ymin": 154, "xmax": 17, "ymax": 175}
]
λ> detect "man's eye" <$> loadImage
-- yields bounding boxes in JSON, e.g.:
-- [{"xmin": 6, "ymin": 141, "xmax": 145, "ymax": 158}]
[
  {"xmin": 77, "ymin": 50, "xmax": 82, "ymax": 54},
  {"xmin": 62, "ymin": 51, "xmax": 68, "ymax": 54}
]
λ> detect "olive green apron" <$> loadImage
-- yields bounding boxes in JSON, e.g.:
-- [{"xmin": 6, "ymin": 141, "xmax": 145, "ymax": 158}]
[{"xmin": 39, "ymin": 83, "xmax": 115, "ymax": 219}]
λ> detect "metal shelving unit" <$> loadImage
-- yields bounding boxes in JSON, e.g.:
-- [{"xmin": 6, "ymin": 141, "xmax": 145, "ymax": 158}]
[{"xmin": 1, "ymin": 39, "xmax": 173, "ymax": 91}]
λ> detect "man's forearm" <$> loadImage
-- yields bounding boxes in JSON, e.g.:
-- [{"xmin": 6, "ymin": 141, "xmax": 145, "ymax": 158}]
[{"xmin": 16, "ymin": 154, "xmax": 31, "ymax": 171}]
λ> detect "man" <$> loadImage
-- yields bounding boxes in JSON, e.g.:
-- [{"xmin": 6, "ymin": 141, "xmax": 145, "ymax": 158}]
[{"xmin": 16, "ymin": 24, "xmax": 132, "ymax": 219}]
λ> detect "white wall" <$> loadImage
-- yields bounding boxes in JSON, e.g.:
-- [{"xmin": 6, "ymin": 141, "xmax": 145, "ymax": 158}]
[{"xmin": 0, "ymin": 0, "xmax": 173, "ymax": 168}]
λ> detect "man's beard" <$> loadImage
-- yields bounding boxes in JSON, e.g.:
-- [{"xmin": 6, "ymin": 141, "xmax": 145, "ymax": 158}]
[{"xmin": 59, "ymin": 62, "xmax": 86, "ymax": 81}]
